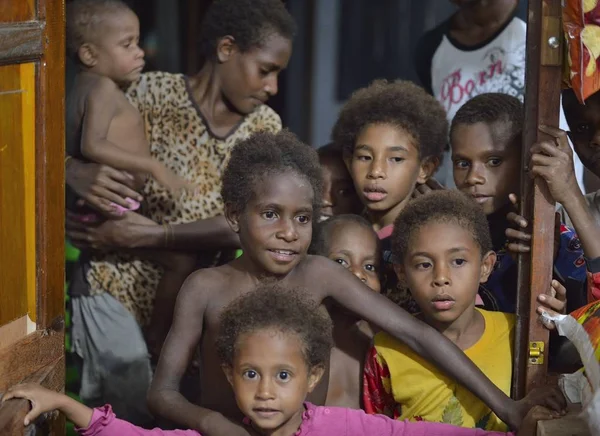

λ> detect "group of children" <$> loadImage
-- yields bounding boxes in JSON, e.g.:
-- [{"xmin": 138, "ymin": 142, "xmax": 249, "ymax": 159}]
[{"xmin": 4, "ymin": 0, "xmax": 600, "ymax": 435}]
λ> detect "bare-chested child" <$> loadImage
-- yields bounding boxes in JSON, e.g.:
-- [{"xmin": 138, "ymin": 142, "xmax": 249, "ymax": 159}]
[
  {"xmin": 66, "ymin": 0, "xmax": 188, "ymax": 208},
  {"xmin": 147, "ymin": 130, "xmax": 562, "ymax": 435},
  {"xmin": 309, "ymin": 214, "xmax": 380, "ymax": 409}
]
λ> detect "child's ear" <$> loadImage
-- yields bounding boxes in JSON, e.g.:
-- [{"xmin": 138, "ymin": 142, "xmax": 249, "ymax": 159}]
[
  {"xmin": 216, "ymin": 35, "xmax": 238, "ymax": 63},
  {"xmin": 78, "ymin": 43, "xmax": 97, "ymax": 68},
  {"xmin": 307, "ymin": 365, "xmax": 325, "ymax": 393},
  {"xmin": 393, "ymin": 263, "xmax": 407, "ymax": 287},
  {"xmin": 225, "ymin": 205, "xmax": 241, "ymax": 233},
  {"xmin": 342, "ymin": 148, "xmax": 353, "ymax": 173},
  {"xmin": 222, "ymin": 365, "xmax": 234, "ymax": 387},
  {"xmin": 416, "ymin": 156, "xmax": 440, "ymax": 184},
  {"xmin": 479, "ymin": 251, "xmax": 497, "ymax": 284}
]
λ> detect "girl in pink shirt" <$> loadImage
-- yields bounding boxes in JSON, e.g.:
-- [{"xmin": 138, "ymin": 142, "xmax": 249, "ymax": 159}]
[{"xmin": 3, "ymin": 284, "xmax": 559, "ymax": 436}]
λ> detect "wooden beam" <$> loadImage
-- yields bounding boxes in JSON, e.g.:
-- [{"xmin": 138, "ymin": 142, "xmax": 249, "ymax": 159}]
[
  {"xmin": 513, "ymin": 0, "xmax": 563, "ymax": 398},
  {"xmin": 0, "ymin": 21, "xmax": 43, "ymax": 64}
]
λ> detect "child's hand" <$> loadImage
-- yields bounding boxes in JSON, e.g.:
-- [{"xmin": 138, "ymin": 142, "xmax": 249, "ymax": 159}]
[
  {"xmin": 2, "ymin": 383, "xmax": 63, "ymax": 426},
  {"xmin": 510, "ymin": 386, "xmax": 566, "ymax": 431},
  {"xmin": 505, "ymin": 194, "xmax": 561, "ymax": 261},
  {"xmin": 536, "ymin": 280, "xmax": 567, "ymax": 330},
  {"xmin": 412, "ymin": 178, "xmax": 445, "ymax": 199},
  {"xmin": 529, "ymin": 125, "xmax": 580, "ymax": 206},
  {"xmin": 516, "ymin": 405, "xmax": 561, "ymax": 436}
]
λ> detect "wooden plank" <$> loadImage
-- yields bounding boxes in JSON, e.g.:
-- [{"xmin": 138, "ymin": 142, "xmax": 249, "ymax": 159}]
[
  {"xmin": 35, "ymin": 0, "xmax": 65, "ymax": 329},
  {"xmin": 0, "ymin": 315, "xmax": 36, "ymax": 351},
  {"xmin": 0, "ymin": 0, "xmax": 35, "ymax": 22},
  {"xmin": 513, "ymin": 0, "xmax": 562, "ymax": 398},
  {"xmin": 0, "ymin": 62, "xmax": 36, "ymax": 327},
  {"xmin": 0, "ymin": 22, "xmax": 43, "ymax": 64},
  {"xmin": 0, "ymin": 328, "xmax": 64, "ymax": 392},
  {"xmin": 0, "ymin": 354, "xmax": 65, "ymax": 435}
]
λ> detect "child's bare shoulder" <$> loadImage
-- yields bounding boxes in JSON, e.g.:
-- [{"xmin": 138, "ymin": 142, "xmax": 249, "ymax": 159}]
[
  {"xmin": 82, "ymin": 74, "xmax": 120, "ymax": 98},
  {"xmin": 179, "ymin": 263, "xmax": 242, "ymax": 299}
]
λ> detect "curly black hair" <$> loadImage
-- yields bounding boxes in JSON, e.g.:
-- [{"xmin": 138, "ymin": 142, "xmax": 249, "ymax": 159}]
[
  {"xmin": 391, "ymin": 190, "xmax": 492, "ymax": 263},
  {"xmin": 66, "ymin": 0, "xmax": 131, "ymax": 60},
  {"xmin": 450, "ymin": 93, "xmax": 523, "ymax": 145},
  {"xmin": 199, "ymin": 0, "xmax": 296, "ymax": 58},
  {"xmin": 221, "ymin": 130, "xmax": 323, "ymax": 215},
  {"xmin": 331, "ymin": 79, "xmax": 448, "ymax": 160},
  {"xmin": 216, "ymin": 283, "xmax": 333, "ymax": 368},
  {"xmin": 309, "ymin": 214, "xmax": 378, "ymax": 257}
]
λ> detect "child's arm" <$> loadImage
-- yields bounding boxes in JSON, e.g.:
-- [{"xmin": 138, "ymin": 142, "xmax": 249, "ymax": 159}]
[
  {"xmin": 147, "ymin": 271, "xmax": 251, "ymax": 436},
  {"xmin": 82, "ymin": 79, "xmax": 188, "ymax": 192},
  {"xmin": 309, "ymin": 256, "xmax": 566, "ymax": 430},
  {"xmin": 2, "ymin": 383, "xmax": 93, "ymax": 428}
]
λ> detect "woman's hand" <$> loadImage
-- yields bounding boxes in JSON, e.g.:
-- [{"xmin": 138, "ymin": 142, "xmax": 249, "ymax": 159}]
[
  {"xmin": 66, "ymin": 210, "xmax": 157, "ymax": 250},
  {"xmin": 66, "ymin": 159, "xmax": 143, "ymax": 219}
]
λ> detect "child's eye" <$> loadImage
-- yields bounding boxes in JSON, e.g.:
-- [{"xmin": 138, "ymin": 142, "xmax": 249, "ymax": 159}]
[
  {"xmin": 334, "ymin": 258, "xmax": 349, "ymax": 268},
  {"xmin": 365, "ymin": 263, "xmax": 377, "ymax": 272},
  {"xmin": 487, "ymin": 158, "xmax": 502, "ymax": 167},
  {"xmin": 452, "ymin": 259, "xmax": 466, "ymax": 267},
  {"xmin": 277, "ymin": 371, "xmax": 291, "ymax": 382},
  {"xmin": 454, "ymin": 160, "xmax": 469, "ymax": 169},
  {"xmin": 261, "ymin": 211, "xmax": 278, "ymax": 220},
  {"xmin": 415, "ymin": 262, "xmax": 432, "ymax": 270},
  {"xmin": 243, "ymin": 370, "xmax": 258, "ymax": 380},
  {"xmin": 296, "ymin": 215, "xmax": 311, "ymax": 224},
  {"xmin": 356, "ymin": 155, "xmax": 371, "ymax": 161},
  {"xmin": 390, "ymin": 157, "xmax": 404, "ymax": 163},
  {"xmin": 575, "ymin": 123, "xmax": 592, "ymax": 134}
]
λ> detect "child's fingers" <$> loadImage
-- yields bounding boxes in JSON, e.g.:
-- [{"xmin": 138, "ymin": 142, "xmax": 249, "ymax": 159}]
[
  {"xmin": 507, "ymin": 241, "xmax": 531, "ymax": 253},
  {"xmin": 531, "ymin": 141, "xmax": 560, "ymax": 159},
  {"xmin": 505, "ymin": 228, "xmax": 531, "ymax": 242},
  {"xmin": 506, "ymin": 211, "xmax": 528, "ymax": 228},
  {"xmin": 23, "ymin": 404, "xmax": 41, "ymax": 426},
  {"xmin": 551, "ymin": 279, "xmax": 567, "ymax": 302},
  {"xmin": 508, "ymin": 193, "xmax": 519, "ymax": 207},
  {"xmin": 539, "ymin": 125, "xmax": 570, "ymax": 148},
  {"xmin": 537, "ymin": 294, "xmax": 565, "ymax": 312}
]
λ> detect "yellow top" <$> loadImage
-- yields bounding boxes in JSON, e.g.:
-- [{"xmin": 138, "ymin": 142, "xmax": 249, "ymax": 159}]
[{"xmin": 371, "ymin": 309, "xmax": 514, "ymax": 431}]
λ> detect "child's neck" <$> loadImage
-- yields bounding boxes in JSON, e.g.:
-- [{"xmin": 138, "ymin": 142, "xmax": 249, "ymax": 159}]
[
  {"xmin": 454, "ymin": 0, "xmax": 516, "ymax": 29},
  {"xmin": 250, "ymin": 405, "xmax": 305, "ymax": 436},
  {"xmin": 78, "ymin": 70, "xmax": 128, "ymax": 90},
  {"xmin": 367, "ymin": 196, "xmax": 411, "ymax": 231},
  {"xmin": 233, "ymin": 254, "xmax": 293, "ymax": 281},
  {"xmin": 422, "ymin": 307, "xmax": 484, "ymax": 351}
]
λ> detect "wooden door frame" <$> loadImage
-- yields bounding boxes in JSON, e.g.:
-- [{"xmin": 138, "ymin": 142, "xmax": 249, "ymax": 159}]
[{"xmin": 0, "ymin": 0, "xmax": 65, "ymax": 434}]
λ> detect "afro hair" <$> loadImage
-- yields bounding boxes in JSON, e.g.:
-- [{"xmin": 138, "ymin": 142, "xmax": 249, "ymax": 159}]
[
  {"xmin": 216, "ymin": 282, "xmax": 333, "ymax": 369},
  {"xmin": 221, "ymin": 130, "xmax": 323, "ymax": 215},
  {"xmin": 199, "ymin": 0, "xmax": 296, "ymax": 58},
  {"xmin": 450, "ymin": 93, "xmax": 523, "ymax": 146},
  {"xmin": 332, "ymin": 79, "xmax": 448, "ymax": 161},
  {"xmin": 391, "ymin": 190, "xmax": 492, "ymax": 263}
]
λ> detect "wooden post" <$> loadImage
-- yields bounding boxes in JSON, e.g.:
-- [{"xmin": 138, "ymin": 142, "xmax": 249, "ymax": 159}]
[{"xmin": 512, "ymin": 0, "xmax": 563, "ymax": 399}]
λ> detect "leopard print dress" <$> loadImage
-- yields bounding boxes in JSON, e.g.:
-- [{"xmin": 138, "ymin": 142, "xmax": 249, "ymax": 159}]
[{"xmin": 86, "ymin": 72, "xmax": 282, "ymax": 326}]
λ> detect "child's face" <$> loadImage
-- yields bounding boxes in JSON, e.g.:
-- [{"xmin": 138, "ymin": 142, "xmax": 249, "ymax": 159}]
[
  {"xmin": 395, "ymin": 221, "xmax": 495, "ymax": 327},
  {"xmin": 231, "ymin": 173, "xmax": 314, "ymax": 276},
  {"xmin": 88, "ymin": 10, "xmax": 145, "ymax": 84},
  {"xmin": 319, "ymin": 154, "xmax": 362, "ymax": 220},
  {"xmin": 326, "ymin": 222, "xmax": 381, "ymax": 292},
  {"xmin": 452, "ymin": 122, "xmax": 521, "ymax": 215},
  {"xmin": 346, "ymin": 123, "xmax": 428, "ymax": 222},
  {"xmin": 563, "ymin": 90, "xmax": 600, "ymax": 178},
  {"xmin": 224, "ymin": 329, "xmax": 323, "ymax": 435}
]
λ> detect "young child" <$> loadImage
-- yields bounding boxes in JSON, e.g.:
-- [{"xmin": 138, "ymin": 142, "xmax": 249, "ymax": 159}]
[
  {"xmin": 66, "ymin": 0, "xmax": 188, "ymax": 201},
  {"xmin": 363, "ymin": 190, "xmax": 566, "ymax": 430},
  {"xmin": 147, "ymin": 131, "xmax": 556, "ymax": 435},
  {"xmin": 332, "ymin": 79, "xmax": 447, "ymax": 312},
  {"xmin": 309, "ymin": 214, "xmax": 380, "ymax": 408},
  {"xmin": 3, "ymin": 285, "xmax": 560, "ymax": 436},
  {"xmin": 317, "ymin": 144, "xmax": 362, "ymax": 221},
  {"xmin": 450, "ymin": 93, "xmax": 590, "ymax": 313}
]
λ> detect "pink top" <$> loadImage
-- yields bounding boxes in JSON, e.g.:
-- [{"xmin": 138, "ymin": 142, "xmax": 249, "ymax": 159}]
[{"xmin": 78, "ymin": 403, "xmax": 514, "ymax": 436}]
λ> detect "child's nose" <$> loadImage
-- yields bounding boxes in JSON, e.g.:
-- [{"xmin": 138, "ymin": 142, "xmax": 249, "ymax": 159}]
[
  {"xmin": 351, "ymin": 266, "xmax": 367, "ymax": 283},
  {"xmin": 433, "ymin": 266, "xmax": 451, "ymax": 286},
  {"xmin": 255, "ymin": 378, "xmax": 276, "ymax": 400},
  {"xmin": 367, "ymin": 160, "xmax": 386, "ymax": 179},
  {"xmin": 466, "ymin": 166, "xmax": 485, "ymax": 185},
  {"xmin": 277, "ymin": 220, "xmax": 299, "ymax": 242}
]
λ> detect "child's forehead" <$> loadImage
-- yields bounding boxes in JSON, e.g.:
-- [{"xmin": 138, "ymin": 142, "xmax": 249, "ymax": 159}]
[
  {"xmin": 452, "ymin": 121, "xmax": 514, "ymax": 155},
  {"xmin": 410, "ymin": 219, "xmax": 477, "ymax": 248},
  {"xmin": 356, "ymin": 123, "xmax": 419, "ymax": 152},
  {"xmin": 329, "ymin": 221, "xmax": 377, "ymax": 247},
  {"xmin": 251, "ymin": 172, "xmax": 315, "ymax": 199}
]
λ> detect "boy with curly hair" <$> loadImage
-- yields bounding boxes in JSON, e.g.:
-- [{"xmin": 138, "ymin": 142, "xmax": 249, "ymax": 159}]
[{"xmin": 332, "ymin": 79, "xmax": 447, "ymax": 311}]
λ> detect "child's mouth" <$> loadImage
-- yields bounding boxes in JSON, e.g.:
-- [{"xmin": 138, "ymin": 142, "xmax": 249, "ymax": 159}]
[
  {"xmin": 253, "ymin": 407, "xmax": 280, "ymax": 418},
  {"xmin": 363, "ymin": 187, "xmax": 387, "ymax": 202},
  {"xmin": 431, "ymin": 295, "xmax": 455, "ymax": 311},
  {"xmin": 471, "ymin": 193, "xmax": 492, "ymax": 204},
  {"xmin": 268, "ymin": 249, "xmax": 298, "ymax": 262}
]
